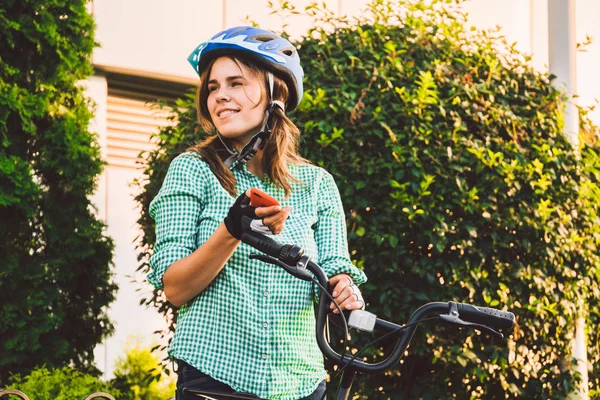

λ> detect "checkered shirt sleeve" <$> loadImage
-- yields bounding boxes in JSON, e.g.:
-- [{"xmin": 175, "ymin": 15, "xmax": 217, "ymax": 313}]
[
  {"xmin": 314, "ymin": 171, "xmax": 367, "ymax": 285},
  {"xmin": 147, "ymin": 154, "xmax": 206, "ymax": 289}
]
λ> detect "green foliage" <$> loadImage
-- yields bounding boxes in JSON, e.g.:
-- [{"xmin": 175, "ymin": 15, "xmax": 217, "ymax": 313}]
[
  {"xmin": 293, "ymin": 1, "xmax": 600, "ymax": 398},
  {"xmin": 110, "ymin": 338, "xmax": 176, "ymax": 400},
  {"xmin": 5, "ymin": 366, "xmax": 119, "ymax": 400},
  {"xmin": 134, "ymin": 0, "xmax": 600, "ymax": 398},
  {"xmin": 0, "ymin": 0, "xmax": 116, "ymax": 383}
]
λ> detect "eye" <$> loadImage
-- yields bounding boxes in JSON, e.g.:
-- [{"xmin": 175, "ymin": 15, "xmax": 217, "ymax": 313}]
[
  {"xmin": 231, "ymin": 81, "xmax": 243, "ymax": 87},
  {"xmin": 208, "ymin": 86, "xmax": 218, "ymax": 92}
]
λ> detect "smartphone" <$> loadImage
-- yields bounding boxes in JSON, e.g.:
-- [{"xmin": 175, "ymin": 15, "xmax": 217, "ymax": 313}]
[{"xmin": 249, "ymin": 188, "xmax": 280, "ymax": 207}]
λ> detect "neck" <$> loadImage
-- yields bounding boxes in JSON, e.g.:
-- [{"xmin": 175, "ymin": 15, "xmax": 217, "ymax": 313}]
[{"xmin": 246, "ymin": 150, "xmax": 264, "ymax": 179}]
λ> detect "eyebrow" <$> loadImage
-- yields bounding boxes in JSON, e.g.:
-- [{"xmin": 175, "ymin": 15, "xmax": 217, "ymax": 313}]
[{"xmin": 207, "ymin": 75, "xmax": 246, "ymax": 85}]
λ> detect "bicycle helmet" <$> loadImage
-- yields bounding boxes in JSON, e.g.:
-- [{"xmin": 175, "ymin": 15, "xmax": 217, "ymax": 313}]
[{"xmin": 187, "ymin": 26, "xmax": 304, "ymax": 110}]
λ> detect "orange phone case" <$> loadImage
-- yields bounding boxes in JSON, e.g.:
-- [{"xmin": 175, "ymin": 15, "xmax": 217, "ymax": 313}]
[{"xmin": 249, "ymin": 188, "xmax": 280, "ymax": 207}]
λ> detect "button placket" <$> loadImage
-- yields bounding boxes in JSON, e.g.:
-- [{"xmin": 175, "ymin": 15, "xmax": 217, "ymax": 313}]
[
  {"xmin": 257, "ymin": 255, "xmax": 271, "ymax": 370},
  {"xmin": 262, "ymin": 268, "xmax": 271, "ymax": 333},
  {"xmin": 264, "ymin": 262, "xmax": 275, "ymax": 372}
]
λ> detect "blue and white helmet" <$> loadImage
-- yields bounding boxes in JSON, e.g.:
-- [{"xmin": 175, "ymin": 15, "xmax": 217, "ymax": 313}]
[{"xmin": 187, "ymin": 26, "xmax": 304, "ymax": 111}]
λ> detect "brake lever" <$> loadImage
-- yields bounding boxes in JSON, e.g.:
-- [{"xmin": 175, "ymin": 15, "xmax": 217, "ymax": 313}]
[
  {"xmin": 439, "ymin": 303, "xmax": 504, "ymax": 339},
  {"xmin": 249, "ymin": 253, "xmax": 313, "ymax": 281}
]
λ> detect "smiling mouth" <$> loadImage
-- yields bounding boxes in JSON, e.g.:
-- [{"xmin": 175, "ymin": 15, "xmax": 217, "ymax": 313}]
[{"xmin": 218, "ymin": 110, "xmax": 239, "ymax": 118}]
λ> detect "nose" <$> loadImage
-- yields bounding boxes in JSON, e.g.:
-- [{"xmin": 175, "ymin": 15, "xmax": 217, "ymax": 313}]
[{"xmin": 214, "ymin": 87, "xmax": 231, "ymax": 103}]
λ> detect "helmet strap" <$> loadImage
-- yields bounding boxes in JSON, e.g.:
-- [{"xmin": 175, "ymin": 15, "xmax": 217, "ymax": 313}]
[
  {"xmin": 221, "ymin": 72, "xmax": 286, "ymax": 168},
  {"xmin": 268, "ymin": 71, "xmax": 275, "ymax": 100}
]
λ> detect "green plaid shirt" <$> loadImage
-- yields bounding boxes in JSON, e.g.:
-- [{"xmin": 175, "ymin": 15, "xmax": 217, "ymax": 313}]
[{"xmin": 148, "ymin": 152, "xmax": 367, "ymax": 399}]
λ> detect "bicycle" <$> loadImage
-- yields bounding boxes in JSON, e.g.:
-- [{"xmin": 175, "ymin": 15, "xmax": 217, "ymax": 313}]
[{"xmin": 183, "ymin": 228, "xmax": 516, "ymax": 400}]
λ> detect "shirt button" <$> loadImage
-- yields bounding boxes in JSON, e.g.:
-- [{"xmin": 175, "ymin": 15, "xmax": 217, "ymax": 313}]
[
  {"xmin": 263, "ymin": 322, "xmax": 268, "ymax": 328},
  {"xmin": 262, "ymin": 354, "xmax": 268, "ymax": 359},
  {"xmin": 263, "ymin": 291, "xmax": 269, "ymax": 297}
]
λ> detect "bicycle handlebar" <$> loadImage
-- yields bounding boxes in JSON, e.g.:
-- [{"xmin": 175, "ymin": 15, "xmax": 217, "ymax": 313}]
[
  {"xmin": 241, "ymin": 230, "xmax": 302, "ymax": 264},
  {"xmin": 240, "ymin": 230, "xmax": 515, "ymax": 374},
  {"xmin": 456, "ymin": 303, "xmax": 515, "ymax": 330}
]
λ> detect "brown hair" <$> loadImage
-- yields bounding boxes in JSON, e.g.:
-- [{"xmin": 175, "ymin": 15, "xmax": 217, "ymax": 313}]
[{"xmin": 187, "ymin": 56, "xmax": 308, "ymax": 198}]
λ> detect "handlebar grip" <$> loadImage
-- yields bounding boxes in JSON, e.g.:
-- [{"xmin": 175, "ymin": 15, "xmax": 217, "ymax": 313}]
[
  {"xmin": 457, "ymin": 303, "xmax": 515, "ymax": 330},
  {"xmin": 240, "ymin": 230, "xmax": 284, "ymax": 259}
]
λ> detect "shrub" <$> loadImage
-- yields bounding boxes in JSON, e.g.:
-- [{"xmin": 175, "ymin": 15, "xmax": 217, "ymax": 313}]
[
  {"xmin": 0, "ymin": 0, "xmax": 116, "ymax": 382},
  {"xmin": 5, "ymin": 366, "xmax": 119, "ymax": 400},
  {"xmin": 111, "ymin": 338, "xmax": 176, "ymax": 400}
]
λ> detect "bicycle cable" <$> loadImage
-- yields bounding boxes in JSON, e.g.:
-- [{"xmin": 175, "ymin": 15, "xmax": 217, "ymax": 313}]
[
  {"xmin": 309, "ymin": 276, "xmax": 350, "ymax": 367},
  {"xmin": 321, "ymin": 316, "xmax": 440, "ymax": 400}
]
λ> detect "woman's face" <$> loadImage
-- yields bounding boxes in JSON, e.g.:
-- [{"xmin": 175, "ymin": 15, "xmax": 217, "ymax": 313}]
[{"xmin": 206, "ymin": 57, "xmax": 267, "ymax": 151}]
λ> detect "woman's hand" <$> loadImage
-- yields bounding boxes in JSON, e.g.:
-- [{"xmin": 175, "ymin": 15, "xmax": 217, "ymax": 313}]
[
  {"xmin": 328, "ymin": 274, "xmax": 365, "ymax": 314},
  {"xmin": 224, "ymin": 190, "xmax": 291, "ymax": 239},
  {"xmin": 254, "ymin": 204, "xmax": 291, "ymax": 235}
]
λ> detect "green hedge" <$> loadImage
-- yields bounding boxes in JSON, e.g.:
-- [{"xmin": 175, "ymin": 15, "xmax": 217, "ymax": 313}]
[
  {"xmin": 135, "ymin": 0, "xmax": 600, "ymax": 398},
  {"xmin": 0, "ymin": 0, "xmax": 116, "ymax": 383},
  {"xmin": 111, "ymin": 339, "xmax": 176, "ymax": 400},
  {"xmin": 5, "ymin": 366, "xmax": 119, "ymax": 400}
]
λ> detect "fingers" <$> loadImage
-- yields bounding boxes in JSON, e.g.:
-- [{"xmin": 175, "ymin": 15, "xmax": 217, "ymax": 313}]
[
  {"xmin": 255, "ymin": 206, "xmax": 291, "ymax": 235},
  {"xmin": 253, "ymin": 205, "xmax": 282, "ymax": 217},
  {"xmin": 330, "ymin": 286, "xmax": 358, "ymax": 313},
  {"xmin": 337, "ymin": 298, "xmax": 364, "ymax": 313},
  {"xmin": 329, "ymin": 274, "xmax": 351, "ymax": 298},
  {"xmin": 328, "ymin": 275, "xmax": 364, "ymax": 314}
]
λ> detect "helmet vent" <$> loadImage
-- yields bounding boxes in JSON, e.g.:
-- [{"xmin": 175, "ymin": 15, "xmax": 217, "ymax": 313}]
[
  {"xmin": 253, "ymin": 34, "xmax": 276, "ymax": 42},
  {"xmin": 229, "ymin": 27, "xmax": 247, "ymax": 36},
  {"xmin": 282, "ymin": 49, "xmax": 294, "ymax": 56}
]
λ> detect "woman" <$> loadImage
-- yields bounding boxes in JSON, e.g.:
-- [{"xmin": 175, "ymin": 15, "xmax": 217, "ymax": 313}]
[{"xmin": 147, "ymin": 26, "xmax": 367, "ymax": 399}]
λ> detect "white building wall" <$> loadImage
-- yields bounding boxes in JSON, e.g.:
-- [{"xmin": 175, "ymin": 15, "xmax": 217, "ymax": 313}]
[
  {"xmin": 88, "ymin": 0, "xmax": 600, "ymax": 379},
  {"xmin": 460, "ymin": 0, "xmax": 600, "ymax": 124},
  {"xmin": 92, "ymin": 0, "xmax": 600, "ymax": 123},
  {"xmin": 91, "ymin": 0, "xmax": 222, "ymax": 79},
  {"xmin": 575, "ymin": 0, "xmax": 600, "ymax": 124}
]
